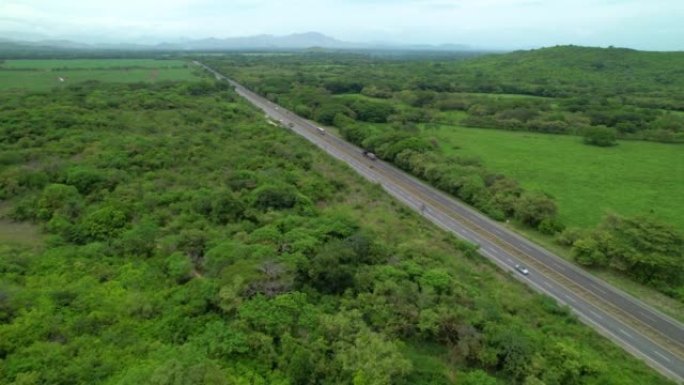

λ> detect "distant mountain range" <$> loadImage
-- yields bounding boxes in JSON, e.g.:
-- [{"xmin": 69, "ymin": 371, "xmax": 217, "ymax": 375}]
[{"xmin": 0, "ymin": 32, "xmax": 479, "ymax": 52}]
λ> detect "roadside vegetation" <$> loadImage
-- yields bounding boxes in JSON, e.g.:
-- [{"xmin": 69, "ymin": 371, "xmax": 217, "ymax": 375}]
[
  {"xmin": 204, "ymin": 46, "xmax": 684, "ymax": 303},
  {"xmin": 0, "ymin": 60, "xmax": 674, "ymax": 384}
]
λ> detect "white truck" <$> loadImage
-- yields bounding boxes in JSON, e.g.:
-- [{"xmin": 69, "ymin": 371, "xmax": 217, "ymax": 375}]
[{"xmin": 363, "ymin": 150, "xmax": 377, "ymax": 161}]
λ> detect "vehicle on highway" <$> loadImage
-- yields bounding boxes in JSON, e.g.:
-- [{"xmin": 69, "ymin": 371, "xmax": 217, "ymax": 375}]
[
  {"xmin": 362, "ymin": 150, "xmax": 377, "ymax": 160},
  {"xmin": 515, "ymin": 264, "xmax": 529, "ymax": 275},
  {"xmin": 317, "ymin": 127, "xmax": 325, "ymax": 135}
]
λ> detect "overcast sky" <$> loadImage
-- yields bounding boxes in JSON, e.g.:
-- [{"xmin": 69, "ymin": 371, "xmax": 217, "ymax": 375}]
[{"xmin": 1, "ymin": 0, "xmax": 682, "ymax": 50}]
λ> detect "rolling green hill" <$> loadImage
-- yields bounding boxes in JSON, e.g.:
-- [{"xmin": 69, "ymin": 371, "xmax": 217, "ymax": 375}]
[{"xmin": 457, "ymin": 46, "xmax": 684, "ymax": 100}]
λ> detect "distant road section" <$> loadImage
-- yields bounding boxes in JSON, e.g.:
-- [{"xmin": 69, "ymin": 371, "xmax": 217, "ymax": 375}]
[{"xmin": 195, "ymin": 61, "xmax": 684, "ymax": 383}]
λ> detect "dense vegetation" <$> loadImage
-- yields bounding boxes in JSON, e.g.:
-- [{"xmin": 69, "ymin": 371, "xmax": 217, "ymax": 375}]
[
  {"xmin": 206, "ymin": 46, "xmax": 684, "ymax": 143},
  {"xmin": 0, "ymin": 64, "xmax": 673, "ymax": 384},
  {"xmin": 203, "ymin": 47, "xmax": 684, "ymax": 301},
  {"xmin": 559, "ymin": 215, "xmax": 684, "ymax": 298}
]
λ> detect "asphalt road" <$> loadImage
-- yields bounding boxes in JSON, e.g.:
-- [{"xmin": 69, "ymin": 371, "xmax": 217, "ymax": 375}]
[{"xmin": 196, "ymin": 62, "xmax": 684, "ymax": 383}]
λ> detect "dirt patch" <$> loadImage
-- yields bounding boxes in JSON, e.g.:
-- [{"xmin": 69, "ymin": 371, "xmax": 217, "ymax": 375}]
[
  {"xmin": 149, "ymin": 69, "xmax": 159, "ymax": 82},
  {"xmin": 0, "ymin": 219, "xmax": 43, "ymax": 248}
]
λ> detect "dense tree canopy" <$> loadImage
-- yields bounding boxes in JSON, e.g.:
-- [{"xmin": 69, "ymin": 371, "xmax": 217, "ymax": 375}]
[
  {"xmin": 0, "ymin": 67, "xmax": 674, "ymax": 384},
  {"xmin": 203, "ymin": 47, "xmax": 683, "ymax": 299}
]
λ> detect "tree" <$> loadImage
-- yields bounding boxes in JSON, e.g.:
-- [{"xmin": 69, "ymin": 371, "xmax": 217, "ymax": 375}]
[
  {"xmin": 65, "ymin": 166, "xmax": 106, "ymax": 194},
  {"xmin": 571, "ymin": 214, "xmax": 684, "ymax": 293},
  {"xmin": 37, "ymin": 183, "xmax": 83, "ymax": 220},
  {"xmin": 349, "ymin": 99, "xmax": 395, "ymax": 123},
  {"xmin": 252, "ymin": 185, "xmax": 299, "ymax": 210},
  {"xmin": 314, "ymin": 103, "xmax": 354, "ymax": 125},
  {"xmin": 166, "ymin": 252, "xmax": 194, "ymax": 283},
  {"xmin": 572, "ymin": 235, "xmax": 609, "ymax": 267},
  {"xmin": 540, "ymin": 341, "xmax": 603, "ymax": 385},
  {"xmin": 337, "ymin": 329, "xmax": 412, "ymax": 385},
  {"xmin": 459, "ymin": 370, "xmax": 498, "ymax": 385},
  {"xmin": 211, "ymin": 191, "xmax": 245, "ymax": 224},
  {"xmin": 80, "ymin": 206, "xmax": 128, "ymax": 241},
  {"xmin": 118, "ymin": 219, "xmax": 158, "ymax": 257},
  {"xmin": 148, "ymin": 358, "xmax": 228, "ymax": 385},
  {"xmin": 297, "ymin": 240, "xmax": 357, "ymax": 294},
  {"xmin": 486, "ymin": 325, "xmax": 534, "ymax": 381},
  {"xmin": 178, "ymin": 229, "xmax": 209, "ymax": 267},
  {"xmin": 514, "ymin": 192, "xmax": 558, "ymax": 228}
]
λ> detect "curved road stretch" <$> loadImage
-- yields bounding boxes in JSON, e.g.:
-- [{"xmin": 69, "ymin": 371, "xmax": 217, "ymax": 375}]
[{"xmin": 196, "ymin": 62, "xmax": 684, "ymax": 383}]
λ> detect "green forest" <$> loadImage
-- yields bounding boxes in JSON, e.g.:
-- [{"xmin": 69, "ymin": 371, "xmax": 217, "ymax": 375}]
[
  {"xmin": 0, "ymin": 59, "xmax": 674, "ymax": 384},
  {"xmin": 202, "ymin": 46, "xmax": 684, "ymax": 303}
]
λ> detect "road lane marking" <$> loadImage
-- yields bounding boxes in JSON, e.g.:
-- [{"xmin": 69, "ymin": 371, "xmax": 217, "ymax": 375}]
[
  {"xmin": 564, "ymin": 294, "xmax": 577, "ymax": 304},
  {"xmin": 551, "ymin": 262, "xmax": 566, "ymax": 271},
  {"xmin": 588, "ymin": 310, "xmax": 604, "ymax": 320},
  {"xmin": 541, "ymin": 281, "xmax": 552, "ymax": 289},
  {"xmin": 589, "ymin": 284, "xmax": 608, "ymax": 295},
  {"xmin": 640, "ymin": 311, "xmax": 657, "ymax": 322},
  {"xmin": 520, "ymin": 244, "xmax": 534, "ymax": 253},
  {"xmin": 618, "ymin": 328, "xmax": 634, "ymax": 339},
  {"xmin": 653, "ymin": 350, "xmax": 672, "ymax": 363}
]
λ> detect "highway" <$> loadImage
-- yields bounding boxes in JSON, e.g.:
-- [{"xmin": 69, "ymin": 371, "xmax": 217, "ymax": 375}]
[{"xmin": 195, "ymin": 62, "xmax": 684, "ymax": 383}]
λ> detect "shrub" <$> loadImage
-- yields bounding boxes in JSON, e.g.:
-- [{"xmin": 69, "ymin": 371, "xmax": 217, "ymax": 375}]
[{"xmin": 582, "ymin": 126, "xmax": 618, "ymax": 147}]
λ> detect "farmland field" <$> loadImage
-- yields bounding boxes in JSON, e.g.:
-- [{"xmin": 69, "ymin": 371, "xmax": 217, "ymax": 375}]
[
  {"xmin": 428, "ymin": 125, "xmax": 684, "ymax": 230},
  {"xmin": 0, "ymin": 59, "xmax": 198, "ymax": 90}
]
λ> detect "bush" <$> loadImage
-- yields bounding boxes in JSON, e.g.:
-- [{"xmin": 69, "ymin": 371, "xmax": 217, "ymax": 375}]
[
  {"xmin": 166, "ymin": 252, "xmax": 194, "ymax": 283},
  {"xmin": 514, "ymin": 192, "xmax": 558, "ymax": 228},
  {"xmin": 582, "ymin": 126, "xmax": 618, "ymax": 147},
  {"xmin": 80, "ymin": 206, "xmax": 128, "ymax": 241},
  {"xmin": 571, "ymin": 215, "xmax": 684, "ymax": 293},
  {"xmin": 37, "ymin": 184, "xmax": 83, "ymax": 221},
  {"xmin": 348, "ymin": 99, "xmax": 395, "ymax": 123},
  {"xmin": 314, "ymin": 103, "xmax": 354, "ymax": 125},
  {"xmin": 252, "ymin": 185, "xmax": 299, "ymax": 210}
]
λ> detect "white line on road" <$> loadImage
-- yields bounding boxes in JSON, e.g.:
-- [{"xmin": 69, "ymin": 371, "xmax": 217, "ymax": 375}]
[
  {"xmin": 564, "ymin": 294, "xmax": 577, "ymax": 304},
  {"xmin": 588, "ymin": 310, "xmax": 604, "ymax": 320},
  {"xmin": 640, "ymin": 311, "xmax": 657, "ymax": 322},
  {"xmin": 652, "ymin": 350, "xmax": 672, "ymax": 363},
  {"xmin": 552, "ymin": 262, "xmax": 566, "ymax": 271},
  {"xmin": 618, "ymin": 328, "xmax": 634, "ymax": 339},
  {"xmin": 590, "ymin": 284, "xmax": 608, "ymax": 295}
]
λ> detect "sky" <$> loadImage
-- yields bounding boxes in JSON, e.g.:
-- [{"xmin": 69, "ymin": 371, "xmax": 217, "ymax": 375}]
[{"xmin": 1, "ymin": 0, "xmax": 683, "ymax": 50}]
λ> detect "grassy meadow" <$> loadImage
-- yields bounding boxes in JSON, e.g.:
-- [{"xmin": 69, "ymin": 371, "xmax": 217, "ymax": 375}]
[
  {"xmin": 0, "ymin": 59, "xmax": 198, "ymax": 90},
  {"xmin": 428, "ymin": 125, "xmax": 684, "ymax": 230}
]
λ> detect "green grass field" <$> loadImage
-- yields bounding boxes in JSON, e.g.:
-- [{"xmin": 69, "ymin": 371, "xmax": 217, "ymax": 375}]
[
  {"xmin": 428, "ymin": 125, "xmax": 684, "ymax": 230},
  {"xmin": 0, "ymin": 59, "xmax": 198, "ymax": 90}
]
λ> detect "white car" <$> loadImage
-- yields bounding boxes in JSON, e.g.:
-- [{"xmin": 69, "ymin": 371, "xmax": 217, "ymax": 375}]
[{"xmin": 515, "ymin": 264, "xmax": 529, "ymax": 275}]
